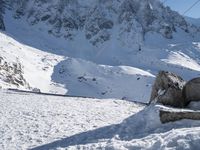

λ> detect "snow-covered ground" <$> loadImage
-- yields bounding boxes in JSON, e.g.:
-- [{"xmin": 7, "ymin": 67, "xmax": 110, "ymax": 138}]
[
  {"xmin": 0, "ymin": 90, "xmax": 143, "ymax": 150},
  {"xmin": 1, "ymin": 90, "xmax": 200, "ymax": 150}
]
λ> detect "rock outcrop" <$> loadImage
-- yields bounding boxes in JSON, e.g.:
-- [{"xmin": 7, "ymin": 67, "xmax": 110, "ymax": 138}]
[
  {"xmin": 183, "ymin": 78, "xmax": 200, "ymax": 105},
  {"xmin": 150, "ymin": 71, "xmax": 186, "ymax": 107},
  {"xmin": 0, "ymin": 57, "xmax": 29, "ymax": 88}
]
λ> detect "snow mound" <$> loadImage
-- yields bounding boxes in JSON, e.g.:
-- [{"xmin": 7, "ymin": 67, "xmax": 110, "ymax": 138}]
[
  {"xmin": 1, "ymin": 90, "xmax": 200, "ymax": 150},
  {"xmin": 52, "ymin": 58, "xmax": 154, "ymax": 102},
  {"xmin": 66, "ymin": 105, "xmax": 200, "ymax": 150}
]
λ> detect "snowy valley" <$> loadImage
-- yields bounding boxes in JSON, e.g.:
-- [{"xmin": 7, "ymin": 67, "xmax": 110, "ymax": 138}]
[{"xmin": 1, "ymin": 0, "xmax": 200, "ymax": 149}]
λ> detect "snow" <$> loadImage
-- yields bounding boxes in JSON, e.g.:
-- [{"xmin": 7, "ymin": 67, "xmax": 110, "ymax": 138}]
[
  {"xmin": 52, "ymin": 58, "xmax": 154, "ymax": 102},
  {"xmin": 1, "ymin": 10, "xmax": 200, "ymax": 101},
  {"xmin": 66, "ymin": 105, "xmax": 200, "ymax": 150},
  {"xmin": 162, "ymin": 51, "xmax": 200, "ymax": 72},
  {"xmin": 1, "ymin": 91, "xmax": 200, "ymax": 150},
  {"xmin": 185, "ymin": 17, "xmax": 200, "ymax": 27},
  {"xmin": 0, "ymin": 90, "xmax": 143, "ymax": 150},
  {"xmin": 1, "ymin": 2, "xmax": 200, "ymax": 149},
  {"xmin": 1, "ymin": 9, "xmax": 200, "ymax": 102},
  {"xmin": 0, "ymin": 31, "xmax": 66, "ymax": 93}
]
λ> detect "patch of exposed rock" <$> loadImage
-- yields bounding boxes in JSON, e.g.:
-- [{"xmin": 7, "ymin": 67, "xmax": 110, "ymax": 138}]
[
  {"xmin": 183, "ymin": 77, "xmax": 200, "ymax": 105},
  {"xmin": 0, "ymin": 57, "xmax": 29, "ymax": 88},
  {"xmin": 150, "ymin": 71, "xmax": 186, "ymax": 108},
  {"xmin": 0, "ymin": 0, "xmax": 5, "ymax": 30}
]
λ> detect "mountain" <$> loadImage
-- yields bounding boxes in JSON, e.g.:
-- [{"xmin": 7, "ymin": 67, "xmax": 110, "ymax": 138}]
[
  {"xmin": 0, "ymin": 0, "xmax": 200, "ymax": 101},
  {"xmin": 1, "ymin": 1, "xmax": 200, "ymax": 149},
  {"xmin": 4, "ymin": 0, "xmax": 196, "ymax": 44},
  {"xmin": 185, "ymin": 16, "xmax": 200, "ymax": 27}
]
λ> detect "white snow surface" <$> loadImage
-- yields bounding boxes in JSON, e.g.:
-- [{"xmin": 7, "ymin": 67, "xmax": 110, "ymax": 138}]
[
  {"xmin": 1, "ymin": 91, "xmax": 200, "ymax": 150},
  {"xmin": 0, "ymin": 90, "xmax": 143, "ymax": 150}
]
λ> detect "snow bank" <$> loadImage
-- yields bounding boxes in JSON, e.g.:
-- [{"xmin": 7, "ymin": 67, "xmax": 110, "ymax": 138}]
[{"xmin": 67, "ymin": 104, "xmax": 200, "ymax": 150}]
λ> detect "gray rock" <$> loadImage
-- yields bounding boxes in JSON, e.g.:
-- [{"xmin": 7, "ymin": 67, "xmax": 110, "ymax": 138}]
[
  {"xmin": 160, "ymin": 109, "xmax": 200, "ymax": 123},
  {"xmin": 0, "ymin": 0, "xmax": 5, "ymax": 31},
  {"xmin": 98, "ymin": 20, "xmax": 114, "ymax": 29},
  {"xmin": 150, "ymin": 71, "xmax": 186, "ymax": 107},
  {"xmin": 0, "ymin": 19, "xmax": 5, "ymax": 30},
  {"xmin": 183, "ymin": 77, "xmax": 200, "ymax": 105}
]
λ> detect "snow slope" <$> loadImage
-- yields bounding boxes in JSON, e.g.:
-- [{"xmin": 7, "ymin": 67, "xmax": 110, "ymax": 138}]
[
  {"xmin": 1, "ymin": 9, "xmax": 200, "ymax": 102},
  {"xmin": 185, "ymin": 17, "xmax": 200, "ymax": 27},
  {"xmin": 1, "ymin": 90, "xmax": 200, "ymax": 150},
  {"xmin": 0, "ymin": 30, "xmax": 156, "ymax": 101},
  {"xmin": 0, "ymin": 31, "xmax": 66, "ymax": 93}
]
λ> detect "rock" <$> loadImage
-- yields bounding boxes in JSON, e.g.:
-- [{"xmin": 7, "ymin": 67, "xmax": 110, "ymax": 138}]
[
  {"xmin": 160, "ymin": 109, "xmax": 200, "ymax": 123},
  {"xmin": 98, "ymin": 20, "xmax": 114, "ymax": 29},
  {"xmin": 32, "ymin": 88, "xmax": 41, "ymax": 93},
  {"xmin": 0, "ymin": 19, "xmax": 5, "ymax": 30},
  {"xmin": 150, "ymin": 71, "xmax": 186, "ymax": 107},
  {"xmin": 183, "ymin": 78, "xmax": 200, "ymax": 105}
]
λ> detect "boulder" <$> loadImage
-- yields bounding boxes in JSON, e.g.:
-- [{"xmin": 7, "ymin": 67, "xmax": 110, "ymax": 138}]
[
  {"xmin": 160, "ymin": 109, "xmax": 200, "ymax": 123},
  {"xmin": 150, "ymin": 71, "xmax": 186, "ymax": 107},
  {"xmin": 183, "ymin": 77, "xmax": 200, "ymax": 105}
]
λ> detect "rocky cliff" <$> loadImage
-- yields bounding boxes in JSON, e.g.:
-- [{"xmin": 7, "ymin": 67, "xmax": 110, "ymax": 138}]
[{"xmin": 2, "ymin": 0, "xmax": 196, "ymax": 46}]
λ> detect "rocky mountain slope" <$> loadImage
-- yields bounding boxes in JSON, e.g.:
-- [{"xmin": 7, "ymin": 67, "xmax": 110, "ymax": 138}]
[
  {"xmin": 4, "ymin": 0, "xmax": 197, "ymax": 43},
  {"xmin": 0, "ymin": 0, "xmax": 200, "ymax": 101}
]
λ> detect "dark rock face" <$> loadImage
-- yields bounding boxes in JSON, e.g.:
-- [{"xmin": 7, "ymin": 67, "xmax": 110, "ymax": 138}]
[
  {"xmin": 183, "ymin": 78, "xmax": 200, "ymax": 105},
  {"xmin": 0, "ymin": 57, "xmax": 29, "ymax": 87},
  {"xmin": 150, "ymin": 71, "xmax": 186, "ymax": 108},
  {"xmin": 0, "ymin": 0, "xmax": 5, "ymax": 30},
  {"xmin": 4, "ymin": 0, "xmax": 193, "ymax": 45},
  {"xmin": 0, "ymin": 18, "xmax": 5, "ymax": 30}
]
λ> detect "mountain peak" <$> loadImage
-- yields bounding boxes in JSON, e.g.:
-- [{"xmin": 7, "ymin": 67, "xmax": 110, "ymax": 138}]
[{"xmin": 2, "ymin": 0, "xmax": 196, "ymax": 45}]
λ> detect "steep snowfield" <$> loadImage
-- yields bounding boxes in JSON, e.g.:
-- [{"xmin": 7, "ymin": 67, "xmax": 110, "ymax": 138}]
[
  {"xmin": 1, "ymin": 91, "xmax": 200, "ymax": 150},
  {"xmin": 0, "ymin": 30, "xmax": 155, "ymax": 101},
  {"xmin": 0, "ymin": 31, "xmax": 66, "ymax": 93}
]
